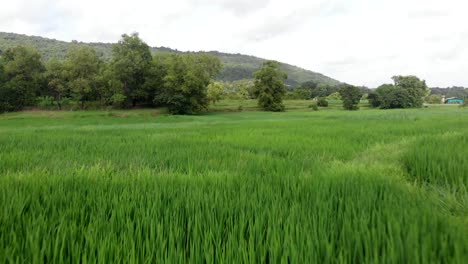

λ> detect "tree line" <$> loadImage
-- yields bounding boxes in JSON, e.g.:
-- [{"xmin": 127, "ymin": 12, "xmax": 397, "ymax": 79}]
[
  {"xmin": 0, "ymin": 33, "xmax": 222, "ymax": 114},
  {"xmin": 0, "ymin": 31, "xmax": 438, "ymax": 113}
]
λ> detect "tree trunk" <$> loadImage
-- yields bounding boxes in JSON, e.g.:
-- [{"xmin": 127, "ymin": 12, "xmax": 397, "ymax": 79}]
[{"xmin": 57, "ymin": 94, "xmax": 62, "ymax": 110}]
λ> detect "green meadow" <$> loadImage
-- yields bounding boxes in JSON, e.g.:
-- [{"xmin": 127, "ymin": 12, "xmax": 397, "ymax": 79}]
[{"xmin": 0, "ymin": 102, "xmax": 467, "ymax": 263}]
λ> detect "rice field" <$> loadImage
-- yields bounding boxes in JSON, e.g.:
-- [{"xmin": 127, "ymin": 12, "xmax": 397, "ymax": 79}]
[{"xmin": 0, "ymin": 104, "xmax": 467, "ymax": 263}]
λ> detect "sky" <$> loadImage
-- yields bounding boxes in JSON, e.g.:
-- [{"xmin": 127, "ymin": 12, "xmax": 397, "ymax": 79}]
[{"xmin": 1, "ymin": 0, "xmax": 467, "ymax": 87}]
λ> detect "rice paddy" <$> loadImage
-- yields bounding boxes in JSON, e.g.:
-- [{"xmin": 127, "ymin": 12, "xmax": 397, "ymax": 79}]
[{"xmin": 0, "ymin": 103, "xmax": 467, "ymax": 262}]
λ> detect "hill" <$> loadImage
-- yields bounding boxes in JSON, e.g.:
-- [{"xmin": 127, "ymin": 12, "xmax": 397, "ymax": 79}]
[{"xmin": 0, "ymin": 32, "xmax": 340, "ymax": 87}]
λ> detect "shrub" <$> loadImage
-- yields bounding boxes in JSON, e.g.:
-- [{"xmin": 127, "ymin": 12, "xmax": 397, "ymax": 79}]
[
  {"xmin": 425, "ymin": 94, "xmax": 442, "ymax": 104},
  {"xmin": 308, "ymin": 103, "xmax": 319, "ymax": 111},
  {"xmin": 317, "ymin": 98, "xmax": 328, "ymax": 107},
  {"xmin": 110, "ymin": 93, "xmax": 127, "ymax": 109},
  {"xmin": 37, "ymin": 96, "xmax": 55, "ymax": 110}
]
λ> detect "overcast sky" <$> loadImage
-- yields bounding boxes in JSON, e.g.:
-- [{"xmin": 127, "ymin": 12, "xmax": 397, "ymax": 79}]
[{"xmin": 1, "ymin": 0, "xmax": 467, "ymax": 87}]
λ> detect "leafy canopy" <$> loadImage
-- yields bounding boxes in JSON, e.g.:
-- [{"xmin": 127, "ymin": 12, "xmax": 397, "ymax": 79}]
[
  {"xmin": 157, "ymin": 53, "xmax": 222, "ymax": 114},
  {"xmin": 0, "ymin": 46, "xmax": 45, "ymax": 112},
  {"xmin": 339, "ymin": 84, "xmax": 363, "ymax": 110},
  {"xmin": 253, "ymin": 60, "xmax": 288, "ymax": 112},
  {"xmin": 111, "ymin": 33, "xmax": 152, "ymax": 106},
  {"xmin": 369, "ymin": 76, "xmax": 429, "ymax": 109}
]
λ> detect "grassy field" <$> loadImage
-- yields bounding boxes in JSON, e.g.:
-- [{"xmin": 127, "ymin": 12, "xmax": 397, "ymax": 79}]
[{"xmin": 0, "ymin": 102, "xmax": 467, "ymax": 262}]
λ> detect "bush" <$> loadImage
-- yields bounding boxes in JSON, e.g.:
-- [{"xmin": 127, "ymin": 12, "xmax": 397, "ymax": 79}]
[
  {"xmin": 308, "ymin": 103, "xmax": 319, "ymax": 111},
  {"xmin": 317, "ymin": 98, "xmax": 328, "ymax": 107},
  {"xmin": 37, "ymin": 96, "xmax": 56, "ymax": 110},
  {"xmin": 110, "ymin": 93, "xmax": 127, "ymax": 109},
  {"xmin": 327, "ymin": 92, "xmax": 341, "ymax": 100},
  {"xmin": 339, "ymin": 85, "xmax": 363, "ymax": 110},
  {"xmin": 60, "ymin": 98, "xmax": 72, "ymax": 108},
  {"xmin": 425, "ymin": 94, "xmax": 442, "ymax": 104}
]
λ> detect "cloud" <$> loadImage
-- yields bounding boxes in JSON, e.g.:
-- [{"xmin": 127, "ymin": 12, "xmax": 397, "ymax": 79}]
[
  {"xmin": 192, "ymin": 0, "xmax": 270, "ymax": 16},
  {"xmin": 0, "ymin": 0, "xmax": 467, "ymax": 87}
]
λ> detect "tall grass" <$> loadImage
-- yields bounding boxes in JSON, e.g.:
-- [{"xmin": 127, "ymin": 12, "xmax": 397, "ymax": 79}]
[
  {"xmin": 403, "ymin": 133, "xmax": 467, "ymax": 193},
  {"xmin": 0, "ymin": 107, "xmax": 467, "ymax": 262}
]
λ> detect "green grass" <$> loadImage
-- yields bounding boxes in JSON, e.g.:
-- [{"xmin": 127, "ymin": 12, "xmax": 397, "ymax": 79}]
[{"xmin": 0, "ymin": 102, "xmax": 467, "ymax": 262}]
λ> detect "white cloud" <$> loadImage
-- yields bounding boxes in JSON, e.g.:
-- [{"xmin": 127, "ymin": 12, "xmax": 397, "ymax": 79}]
[{"xmin": 0, "ymin": 0, "xmax": 467, "ymax": 87}]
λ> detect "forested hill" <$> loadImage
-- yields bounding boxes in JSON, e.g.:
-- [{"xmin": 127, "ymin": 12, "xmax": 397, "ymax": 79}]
[{"xmin": 0, "ymin": 32, "xmax": 340, "ymax": 87}]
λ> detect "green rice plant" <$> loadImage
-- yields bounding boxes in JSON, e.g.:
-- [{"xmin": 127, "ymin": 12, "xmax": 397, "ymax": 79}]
[
  {"xmin": 402, "ymin": 133, "xmax": 467, "ymax": 194},
  {"xmin": 0, "ymin": 107, "xmax": 467, "ymax": 262}
]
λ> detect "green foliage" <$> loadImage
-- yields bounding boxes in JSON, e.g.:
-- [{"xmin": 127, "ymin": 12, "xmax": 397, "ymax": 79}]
[
  {"xmin": 291, "ymin": 88, "xmax": 312, "ymax": 100},
  {"xmin": 339, "ymin": 85, "xmax": 363, "ymax": 110},
  {"xmin": 425, "ymin": 94, "xmax": 442, "ymax": 104},
  {"xmin": 207, "ymin": 82, "xmax": 225, "ymax": 104},
  {"xmin": 37, "ymin": 96, "xmax": 55, "ymax": 109},
  {"xmin": 223, "ymin": 80, "xmax": 255, "ymax": 100},
  {"xmin": 0, "ymin": 46, "xmax": 45, "ymax": 112},
  {"xmin": 44, "ymin": 59, "xmax": 67, "ymax": 109},
  {"xmin": 327, "ymin": 92, "xmax": 341, "ymax": 100},
  {"xmin": 367, "ymin": 91, "xmax": 380, "ymax": 108},
  {"xmin": 110, "ymin": 93, "xmax": 127, "ymax": 108},
  {"xmin": 253, "ymin": 61, "xmax": 288, "ymax": 112},
  {"xmin": 300, "ymin": 81, "xmax": 341, "ymax": 98},
  {"xmin": 143, "ymin": 53, "xmax": 171, "ymax": 106},
  {"xmin": 374, "ymin": 84, "xmax": 411, "ymax": 109},
  {"xmin": 111, "ymin": 33, "xmax": 152, "ymax": 106},
  {"xmin": 158, "ymin": 53, "xmax": 222, "ymax": 114},
  {"xmin": 392, "ymin": 75, "xmax": 429, "ymax": 108},
  {"xmin": 95, "ymin": 64, "xmax": 124, "ymax": 107},
  {"xmin": 308, "ymin": 103, "xmax": 319, "ymax": 111},
  {"xmin": 372, "ymin": 76, "xmax": 429, "ymax": 109},
  {"xmin": 317, "ymin": 97, "xmax": 329, "ymax": 107},
  {"xmin": 65, "ymin": 46, "xmax": 101, "ymax": 109}
]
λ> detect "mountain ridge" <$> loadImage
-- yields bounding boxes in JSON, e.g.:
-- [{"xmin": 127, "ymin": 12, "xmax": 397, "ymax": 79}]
[{"xmin": 0, "ymin": 32, "xmax": 341, "ymax": 87}]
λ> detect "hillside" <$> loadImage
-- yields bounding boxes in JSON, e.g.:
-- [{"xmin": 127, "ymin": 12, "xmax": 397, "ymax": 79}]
[{"xmin": 0, "ymin": 32, "xmax": 340, "ymax": 87}]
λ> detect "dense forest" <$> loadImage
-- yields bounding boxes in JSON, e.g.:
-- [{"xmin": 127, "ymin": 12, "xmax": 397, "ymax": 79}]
[{"xmin": 0, "ymin": 32, "xmax": 340, "ymax": 87}]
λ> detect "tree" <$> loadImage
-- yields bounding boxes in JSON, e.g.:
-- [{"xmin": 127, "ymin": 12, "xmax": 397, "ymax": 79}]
[
  {"xmin": 65, "ymin": 46, "xmax": 101, "ymax": 109},
  {"xmin": 95, "ymin": 64, "xmax": 125, "ymax": 108},
  {"xmin": 0, "ymin": 46, "xmax": 45, "ymax": 112},
  {"xmin": 367, "ymin": 91, "xmax": 380, "ymax": 108},
  {"xmin": 44, "ymin": 59, "xmax": 67, "ymax": 109},
  {"xmin": 157, "ymin": 53, "xmax": 222, "ymax": 114},
  {"xmin": 207, "ymin": 82, "xmax": 225, "ymax": 104},
  {"xmin": 327, "ymin": 92, "xmax": 341, "ymax": 100},
  {"xmin": 339, "ymin": 84, "xmax": 362, "ymax": 110},
  {"xmin": 291, "ymin": 88, "xmax": 312, "ymax": 100},
  {"xmin": 391, "ymin": 75, "xmax": 428, "ymax": 108},
  {"xmin": 253, "ymin": 61, "xmax": 288, "ymax": 111},
  {"xmin": 143, "ymin": 53, "xmax": 170, "ymax": 106},
  {"xmin": 317, "ymin": 98, "xmax": 328, "ymax": 107},
  {"xmin": 111, "ymin": 33, "xmax": 152, "ymax": 107},
  {"xmin": 371, "ymin": 76, "xmax": 429, "ymax": 109},
  {"xmin": 313, "ymin": 83, "xmax": 330, "ymax": 98},
  {"xmin": 425, "ymin": 94, "xmax": 442, "ymax": 104},
  {"xmin": 376, "ymin": 84, "xmax": 411, "ymax": 109}
]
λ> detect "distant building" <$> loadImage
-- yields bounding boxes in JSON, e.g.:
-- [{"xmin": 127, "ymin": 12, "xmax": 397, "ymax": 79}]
[{"xmin": 444, "ymin": 96, "xmax": 464, "ymax": 104}]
